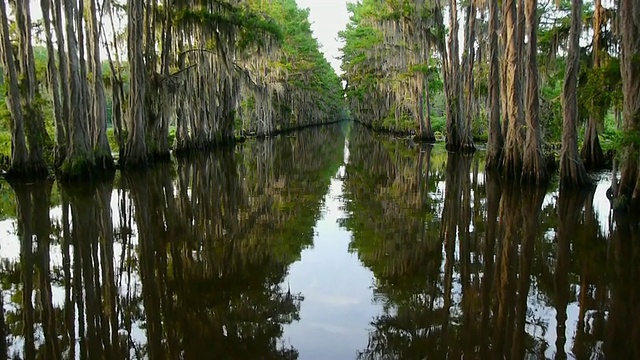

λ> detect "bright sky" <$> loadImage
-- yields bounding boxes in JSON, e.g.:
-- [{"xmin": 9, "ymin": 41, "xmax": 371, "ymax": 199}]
[{"xmin": 295, "ymin": 0, "xmax": 351, "ymax": 74}]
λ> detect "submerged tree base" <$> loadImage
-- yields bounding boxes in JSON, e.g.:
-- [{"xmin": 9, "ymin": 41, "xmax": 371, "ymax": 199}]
[
  {"xmin": 413, "ymin": 132, "xmax": 436, "ymax": 143},
  {"xmin": 119, "ymin": 147, "xmax": 148, "ymax": 170},
  {"xmin": 95, "ymin": 153, "xmax": 116, "ymax": 173},
  {"xmin": 581, "ymin": 146, "xmax": 607, "ymax": 171},
  {"xmin": 559, "ymin": 156, "xmax": 592, "ymax": 191},
  {"xmin": 147, "ymin": 150, "xmax": 172, "ymax": 163},
  {"xmin": 174, "ymin": 139, "xmax": 236, "ymax": 159},
  {"xmin": 58, "ymin": 155, "xmax": 115, "ymax": 183},
  {"xmin": 5, "ymin": 162, "xmax": 50, "ymax": 181}
]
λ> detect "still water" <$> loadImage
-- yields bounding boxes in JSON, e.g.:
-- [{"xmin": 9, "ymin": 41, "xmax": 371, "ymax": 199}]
[{"xmin": 0, "ymin": 123, "xmax": 638, "ymax": 359}]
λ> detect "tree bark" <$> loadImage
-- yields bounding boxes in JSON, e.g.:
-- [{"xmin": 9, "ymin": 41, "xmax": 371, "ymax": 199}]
[
  {"xmin": 500, "ymin": 0, "xmax": 509, "ymax": 142},
  {"xmin": 0, "ymin": 0, "xmax": 29, "ymax": 177},
  {"xmin": 559, "ymin": 0, "xmax": 590, "ymax": 189},
  {"xmin": 121, "ymin": 0, "xmax": 149, "ymax": 168},
  {"xmin": 582, "ymin": 116, "xmax": 605, "ymax": 170},
  {"xmin": 52, "ymin": 0, "xmax": 70, "ymax": 167},
  {"xmin": 501, "ymin": 0, "xmax": 525, "ymax": 178},
  {"xmin": 462, "ymin": 0, "xmax": 477, "ymax": 145},
  {"xmin": 616, "ymin": 0, "xmax": 640, "ymax": 209},
  {"xmin": 581, "ymin": 0, "xmax": 606, "ymax": 170},
  {"xmin": 61, "ymin": 0, "xmax": 96, "ymax": 180},
  {"xmin": 418, "ymin": 67, "xmax": 435, "ymax": 142},
  {"xmin": 416, "ymin": 69, "xmax": 435, "ymax": 142},
  {"xmin": 521, "ymin": 0, "xmax": 547, "ymax": 183},
  {"xmin": 444, "ymin": 0, "xmax": 475, "ymax": 152},
  {"xmin": 85, "ymin": 0, "xmax": 115, "ymax": 171},
  {"xmin": 155, "ymin": 0, "xmax": 174, "ymax": 159},
  {"xmin": 486, "ymin": 0, "xmax": 503, "ymax": 170},
  {"xmin": 13, "ymin": 0, "xmax": 49, "ymax": 177},
  {"xmin": 39, "ymin": 0, "xmax": 66, "ymax": 169}
]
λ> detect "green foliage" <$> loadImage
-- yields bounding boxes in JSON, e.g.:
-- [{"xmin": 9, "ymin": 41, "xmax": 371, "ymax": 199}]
[
  {"xmin": 540, "ymin": 68, "xmax": 565, "ymax": 144},
  {"xmin": 237, "ymin": 0, "xmax": 345, "ymax": 133},
  {"xmin": 0, "ymin": 131, "xmax": 9, "ymax": 157},
  {"xmin": 600, "ymin": 112, "xmax": 622, "ymax": 152},
  {"xmin": 430, "ymin": 115, "xmax": 446, "ymax": 133},
  {"xmin": 578, "ymin": 57, "xmax": 622, "ymax": 120},
  {"xmin": 340, "ymin": 0, "xmax": 444, "ymax": 134},
  {"xmin": 173, "ymin": 5, "xmax": 282, "ymax": 42},
  {"xmin": 0, "ymin": 180, "xmax": 16, "ymax": 220}
]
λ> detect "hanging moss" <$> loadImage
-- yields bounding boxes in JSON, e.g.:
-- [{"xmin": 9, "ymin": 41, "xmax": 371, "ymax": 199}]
[{"xmin": 341, "ymin": 0, "xmax": 438, "ymax": 138}]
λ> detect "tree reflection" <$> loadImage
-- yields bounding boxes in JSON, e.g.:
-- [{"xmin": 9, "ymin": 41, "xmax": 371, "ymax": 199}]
[
  {"xmin": 605, "ymin": 212, "xmax": 640, "ymax": 359},
  {"xmin": 343, "ymin": 127, "xmax": 638, "ymax": 359},
  {"xmin": 0, "ymin": 124, "xmax": 345, "ymax": 358},
  {"xmin": 341, "ymin": 127, "xmax": 449, "ymax": 359},
  {"xmin": 9, "ymin": 181, "xmax": 56, "ymax": 359}
]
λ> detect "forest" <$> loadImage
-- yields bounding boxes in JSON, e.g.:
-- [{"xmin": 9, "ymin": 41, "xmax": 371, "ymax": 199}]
[
  {"xmin": 1, "ymin": 0, "xmax": 640, "ymax": 210},
  {"xmin": 0, "ymin": 0, "xmax": 344, "ymax": 179},
  {"xmin": 340, "ymin": 0, "xmax": 640, "ymax": 209}
]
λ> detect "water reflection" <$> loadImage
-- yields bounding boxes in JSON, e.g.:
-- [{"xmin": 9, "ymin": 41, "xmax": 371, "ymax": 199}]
[
  {"xmin": 0, "ymin": 123, "xmax": 639, "ymax": 359},
  {"xmin": 342, "ymin": 126, "xmax": 640, "ymax": 359},
  {"xmin": 0, "ymin": 124, "xmax": 345, "ymax": 359}
]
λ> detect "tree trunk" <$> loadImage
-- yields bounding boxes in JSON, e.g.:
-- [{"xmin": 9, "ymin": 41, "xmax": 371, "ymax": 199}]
[
  {"xmin": 581, "ymin": 0, "xmax": 606, "ymax": 170},
  {"xmin": 521, "ymin": 0, "xmax": 547, "ymax": 183},
  {"xmin": 444, "ymin": 0, "xmax": 475, "ymax": 152},
  {"xmin": 415, "ymin": 70, "xmax": 434, "ymax": 142},
  {"xmin": 559, "ymin": 0, "xmax": 590, "ymax": 189},
  {"xmin": 155, "ymin": 0, "xmax": 174, "ymax": 159},
  {"xmin": 61, "ymin": 0, "xmax": 96, "ymax": 180},
  {"xmin": 52, "ymin": 0, "xmax": 70, "ymax": 167},
  {"xmin": 501, "ymin": 0, "xmax": 525, "ymax": 178},
  {"xmin": 500, "ymin": 0, "xmax": 509, "ymax": 142},
  {"xmin": 85, "ymin": 0, "xmax": 115, "ymax": 171},
  {"xmin": 582, "ymin": 117, "xmax": 606, "ymax": 170},
  {"xmin": 420, "ymin": 69, "xmax": 435, "ymax": 142},
  {"xmin": 462, "ymin": 0, "xmax": 477, "ymax": 142},
  {"xmin": 486, "ymin": 0, "xmax": 503, "ymax": 170},
  {"xmin": 13, "ymin": 0, "xmax": 49, "ymax": 177},
  {"xmin": 121, "ymin": 0, "xmax": 149, "ymax": 168},
  {"xmin": 616, "ymin": 0, "xmax": 640, "ymax": 209},
  {"xmin": 39, "ymin": 0, "xmax": 66, "ymax": 169},
  {"xmin": 0, "ymin": 0, "xmax": 29, "ymax": 178},
  {"xmin": 103, "ymin": 9, "xmax": 126, "ymax": 159}
]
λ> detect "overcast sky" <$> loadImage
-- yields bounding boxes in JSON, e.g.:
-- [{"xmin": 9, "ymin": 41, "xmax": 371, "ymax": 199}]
[{"xmin": 295, "ymin": 0, "xmax": 351, "ymax": 74}]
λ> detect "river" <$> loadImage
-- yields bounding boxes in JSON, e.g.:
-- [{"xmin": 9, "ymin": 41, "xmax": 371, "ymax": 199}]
[{"xmin": 0, "ymin": 122, "xmax": 637, "ymax": 359}]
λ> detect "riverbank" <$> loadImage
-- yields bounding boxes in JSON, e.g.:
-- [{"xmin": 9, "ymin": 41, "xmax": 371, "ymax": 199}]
[{"xmin": 0, "ymin": 119, "xmax": 348, "ymax": 180}]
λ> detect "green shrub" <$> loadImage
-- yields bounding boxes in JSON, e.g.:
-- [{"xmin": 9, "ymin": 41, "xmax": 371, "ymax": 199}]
[{"xmin": 430, "ymin": 115, "xmax": 446, "ymax": 133}]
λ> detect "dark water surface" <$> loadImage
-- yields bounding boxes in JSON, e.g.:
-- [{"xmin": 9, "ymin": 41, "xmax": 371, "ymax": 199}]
[{"xmin": 0, "ymin": 123, "xmax": 638, "ymax": 359}]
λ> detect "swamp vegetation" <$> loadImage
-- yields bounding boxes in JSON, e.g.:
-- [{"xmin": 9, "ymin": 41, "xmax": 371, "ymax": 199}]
[
  {"xmin": 0, "ymin": 0, "xmax": 344, "ymax": 179},
  {"xmin": 0, "ymin": 0, "xmax": 638, "ymax": 355},
  {"xmin": 1, "ymin": 0, "xmax": 640, "ymax": 209},
  {"xmin": 340, "ymin": 0, "xmax": 640, "ymax": 209}
]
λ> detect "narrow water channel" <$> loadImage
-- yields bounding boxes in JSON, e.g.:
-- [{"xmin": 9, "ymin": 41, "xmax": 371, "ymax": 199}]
[
  {"xmin": 0, "ymin": 123, "xmax": 638, "ymax": 359},
  {"xmin": 282, "ymin": 142, "xmax": 379, "ymax": 359}
]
